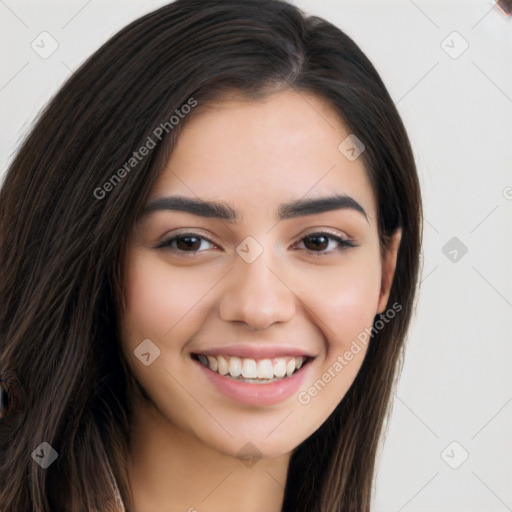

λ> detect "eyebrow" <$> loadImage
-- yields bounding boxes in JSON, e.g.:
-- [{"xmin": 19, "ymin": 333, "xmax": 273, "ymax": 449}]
[{"xmin": 142, "ymin": 194, "xmax": 368, "ymax": 222}]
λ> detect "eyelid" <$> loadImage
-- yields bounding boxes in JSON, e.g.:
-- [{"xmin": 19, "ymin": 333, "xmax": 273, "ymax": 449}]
[
  {"xmin": 154, "ymin": 228, "xmax": 217, "ymax": 248},
  {"xmin": 298, "ymin": 227, "xmax": 352, "ymax": 242}
]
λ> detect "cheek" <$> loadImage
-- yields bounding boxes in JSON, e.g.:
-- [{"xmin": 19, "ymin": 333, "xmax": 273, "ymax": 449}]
[
  {"xmin": 293, "ymin": 255, "xmax": 382, "ymax": 420},
  {"xmin": 289, "ymin": 252, "xmax": 382, "ymax": 349},
  {"xmin": 326, "ymin": 268, "xmax": 381, "ymax": 348},
  {"xmin": 121, "ymin": 251, "xmax": 215, "ymax": 346}
]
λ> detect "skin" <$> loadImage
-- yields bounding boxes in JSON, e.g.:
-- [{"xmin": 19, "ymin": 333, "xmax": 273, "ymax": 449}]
[{"xmin": 119, "ymin": 89, "xmax": 401, "ymax": 512}]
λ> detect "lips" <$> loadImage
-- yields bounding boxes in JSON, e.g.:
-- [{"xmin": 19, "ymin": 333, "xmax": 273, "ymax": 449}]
[{"xmin": 190, "ymin": 345, "xmax": 314, "ymax": 405}]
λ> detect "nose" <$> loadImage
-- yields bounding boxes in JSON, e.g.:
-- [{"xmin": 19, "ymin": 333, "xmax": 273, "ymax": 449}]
[{"xmin": 218, "ymin": 251, "xmax": 296, "ymax": 331}]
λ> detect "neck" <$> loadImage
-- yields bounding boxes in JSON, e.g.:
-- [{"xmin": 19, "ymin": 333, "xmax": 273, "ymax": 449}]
[{"xmin": 127, "ymin": 396, "xmax": 290, "ymax": 512}]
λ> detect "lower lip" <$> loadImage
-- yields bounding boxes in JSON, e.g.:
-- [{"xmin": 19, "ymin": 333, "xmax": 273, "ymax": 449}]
[{"xmin": 195, "ymin": 358, "xmax": 311, "ymax": 406}]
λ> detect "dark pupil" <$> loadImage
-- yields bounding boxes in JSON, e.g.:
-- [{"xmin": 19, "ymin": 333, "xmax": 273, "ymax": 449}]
[
  {"xmin": 304, "ymin": 235, "xmax": 328, "ymax": 251},
  {"xmin": 177, "ymin": 236, "xmax": 201, "ymax": 251}
]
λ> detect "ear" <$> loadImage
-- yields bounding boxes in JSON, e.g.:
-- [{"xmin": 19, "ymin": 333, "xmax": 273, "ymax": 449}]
[{"xmin": 377, "ymin": 229, "xmax": 402, "ymax": 314}]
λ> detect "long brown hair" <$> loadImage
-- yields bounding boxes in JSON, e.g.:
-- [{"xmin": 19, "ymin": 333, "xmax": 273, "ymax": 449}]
[{"xmin": 0, "ymin": 1, "xmax": 422, "ymax": 510}]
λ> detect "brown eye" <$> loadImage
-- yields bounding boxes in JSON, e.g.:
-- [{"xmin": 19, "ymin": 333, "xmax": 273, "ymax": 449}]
[
  {"xmin": 303, "ymin": 234, "xmax": 330, "ymax": 251},
  {"xmin": 156, "ymin": 233, "xmax": 216, "ymax": 253},
  {"xmin": 175, "ymin": 235, "xmax": 202, "ymax": 251},
  {"xmin": 296, "ymin": 232, "xmax": 356, "ymax": 255}
]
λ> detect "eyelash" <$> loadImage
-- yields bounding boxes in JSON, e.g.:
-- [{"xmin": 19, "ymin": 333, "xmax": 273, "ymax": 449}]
[{"xmin": 155, "ymin": 231, "xmax": 356, "ymax": 256}]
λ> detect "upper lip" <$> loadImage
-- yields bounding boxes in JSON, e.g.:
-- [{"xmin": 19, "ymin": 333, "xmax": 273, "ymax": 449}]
[{"xmin": 192, "ymin": 344, "xmax": 315, "ymax": 359}]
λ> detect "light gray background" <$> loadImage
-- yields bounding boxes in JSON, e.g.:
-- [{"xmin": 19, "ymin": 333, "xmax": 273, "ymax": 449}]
[{"xmin": 1, "ymin": 1, "xmax": 511, "ymax": 511}]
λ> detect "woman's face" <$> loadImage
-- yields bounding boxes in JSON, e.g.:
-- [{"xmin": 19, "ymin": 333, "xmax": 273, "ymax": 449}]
[{"xmin": 120, "ymin": 90, "xmax": 400, "ymax": 459}]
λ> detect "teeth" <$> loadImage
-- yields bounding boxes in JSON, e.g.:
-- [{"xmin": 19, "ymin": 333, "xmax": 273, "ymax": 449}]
[
  {"xmin": 207, "ymin": 356, "xmax": 218, "ymax": 372},
  {"xmin": 257, "ymin": 359, "xmax": 274, "ymax": 379},
  {"xmin": 228, "ymin": 356, "xmax": 242, "ymax": 377},
  {"xmin": 286, "ymin": 359, "xmax": 295, "ymax": 377},
  {"xmin": 241, "ymin": 359, "xmax": 258, "ymax": 378},
  {"xmin": 217, "ymin": 355, "xmax": 229, "ymax": 375},
  {"xmin": 273, "ymin": 358, "xmax": 286, "ymax": 378},
  {"xmin": 197, "ymin": 354, "xmax": 307, "ymax": 381}
]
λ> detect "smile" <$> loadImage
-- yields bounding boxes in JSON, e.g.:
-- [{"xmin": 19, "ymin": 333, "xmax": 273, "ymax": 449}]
[{"xmin": 193, "ymin": 354, "xmax": 307, "ymax": 383}]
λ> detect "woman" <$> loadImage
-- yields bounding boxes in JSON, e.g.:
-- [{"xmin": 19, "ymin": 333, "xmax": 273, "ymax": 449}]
[{"xmin": 0, "ymin": 0, "xmax": 422, "ymax": 510}]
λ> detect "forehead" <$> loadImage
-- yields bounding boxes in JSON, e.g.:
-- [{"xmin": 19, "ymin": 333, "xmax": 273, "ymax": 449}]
[{"xmin": 151, "ymin": 90, "xmax": 377, "ymax": 222}]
